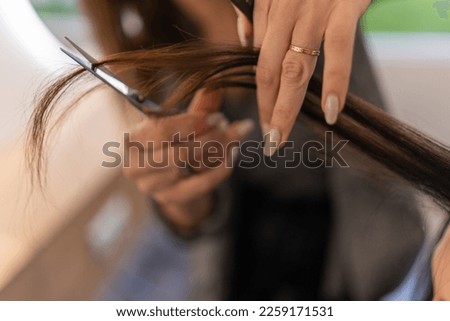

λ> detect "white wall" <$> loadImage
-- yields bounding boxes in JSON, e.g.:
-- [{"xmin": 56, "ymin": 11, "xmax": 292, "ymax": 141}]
[
  {"xmin": 0, "ymin": 0, "xmax": 68, "ymax": 150},
  {"xmin": 365, "ymin": 33, "xmax": 450, "ymax": 145}
]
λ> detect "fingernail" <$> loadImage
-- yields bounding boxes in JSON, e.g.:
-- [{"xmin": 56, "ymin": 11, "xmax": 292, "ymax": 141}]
[
  {"xmin": 236, "ymin": 119, "xmax": 255, "ymax": 138},
  {"xmin": 207, "ymin": 112, "xmax": 223, "ymax": 126},
  {"xmin": 237, "ymin": 16, "xmax": 249, "ymax": 47},
  {"xmin": 324, "ymin": 95, "xmax": 340, "ymax": 125},
  {"xmin": 263, "ymin": 128, "xmax": 281, "ymax": 157},
  {"xmin": 207, "ymin": 112, "xmax": 228, "ymax": 130}
]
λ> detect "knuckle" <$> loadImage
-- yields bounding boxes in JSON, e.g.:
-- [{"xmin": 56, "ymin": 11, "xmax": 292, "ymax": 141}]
[
  {"xmin": 281, "ymin": 59, "xmax": 307, "ymax": 85},
  {"xmin": 256, "ymin": 65, "xmax": 277, "ymax": 87}
]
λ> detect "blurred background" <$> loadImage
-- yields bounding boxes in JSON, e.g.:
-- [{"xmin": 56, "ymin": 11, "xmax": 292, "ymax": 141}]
[{"xmin": 0, "ymin": 0, "xmax": 448, "ymax": 300}]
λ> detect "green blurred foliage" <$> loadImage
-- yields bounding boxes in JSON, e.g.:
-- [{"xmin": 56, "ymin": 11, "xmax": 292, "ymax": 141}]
[
  {"xmin": 30, "ymin": 0, "xmax": 78, "ymax": 16},
  {"xmin": 362, "ymin": 0, "xmax": 450, "ymax": 32}
]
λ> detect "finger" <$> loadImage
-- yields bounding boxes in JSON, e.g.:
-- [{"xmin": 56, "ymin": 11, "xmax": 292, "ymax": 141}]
[
  {"xmin": 153, "ymin": 159, "xmax": 233, "ymax": 204},
  {"xmin": 265, "ymin": 22, "xmax": 322, "ymax": 156},
  {"xmin": 134, "ymin": 170, "xmax": 180, "ymax": 195},
  {"xmin": 231, "ymin": 3, "xmax": 253, "ymax": 47},
  {"xmin": 188, "ymin": 88, "xmax": 223, "ymax": 114},
  {"xmin": 321, "ymin": 7, "xmax": 359, "ymax": 125},
  {"xmin": 173, "ymin": 125, "xmax": 230, "ymax": 173},
  {"xmin": 124, "ymin": 125, "xmax": 229, "ymax": 179},
  {"xmin": 256, "ymin": 3, "xmax": 295, "ymax": 130},
  {"xmin": 153, "ymin": 119, "xmax": 255, "ymax": 204},
  {"xmin": 127, "ymin": 117, "xmax": 254, "ymax": 197},
  {"xmin": 128, "ymin": 112, "xmax": 220, "ymax": 150},
  {"xmin": 123, "ymin": 135, "xmax": 177, "ymax": 179},
  {"xmin": 132, "ymin": 89, "xmax": 224, "ymax": 147},
  {"xmin": 253, "ymin": 0, "xmax": 270, "ymax": 47},
  {"xmin": 174, "ymin": 118, "xmax": 254, "ymax": 174}
]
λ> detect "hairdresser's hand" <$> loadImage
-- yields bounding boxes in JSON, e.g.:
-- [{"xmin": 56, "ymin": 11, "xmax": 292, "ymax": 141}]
[
  {"xmin": 432, "ymin": 225, "xmax": 450, "ymax": 301},
  {"xmin": 233, "ymin": 0, "xmax": 371, "ymax": 156},
  {"xmin": 123, "ymin": 90, "xmax": 254, "ymax": 233}
]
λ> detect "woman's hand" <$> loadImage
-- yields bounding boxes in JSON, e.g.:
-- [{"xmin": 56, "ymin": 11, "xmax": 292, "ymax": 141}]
[
  {"xmin": 123, "ymin": 90, "xmax": 254, "ymax": 232},
  {"xmin": 432, "ymin": 225, "xmax": 450, "ymax": 300},
  {"xmin": 234, "ymin": 0, "xmax": 371, "ymax": 156}
]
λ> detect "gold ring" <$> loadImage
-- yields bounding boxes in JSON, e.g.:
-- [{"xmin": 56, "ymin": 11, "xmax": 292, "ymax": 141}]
[{"xmin": 290, "ymin": 44, "xmax": 321, "ymax": 57}]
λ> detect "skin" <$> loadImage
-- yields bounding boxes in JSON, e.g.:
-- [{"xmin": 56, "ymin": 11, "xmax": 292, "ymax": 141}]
[
  {"xmin": 432, "ymin": 225, "xmax": 450, "ymax": 301},
  {"xmin": 233, "ymin": 0, "xmax": 371, "ymax": 155}
]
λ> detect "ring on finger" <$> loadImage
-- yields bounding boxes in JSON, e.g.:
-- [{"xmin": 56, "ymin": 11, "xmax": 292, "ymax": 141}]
[{"xmin": 290, "ymin": 44, "xmax": 321, "ymax": 57}]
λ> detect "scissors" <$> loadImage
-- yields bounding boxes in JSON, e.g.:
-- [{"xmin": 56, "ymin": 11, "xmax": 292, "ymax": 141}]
[
  {"xmin": 60, "ymin": 37, "xmax": 177, "ymax": 117},
  {"xmin": 60, "ymin": 0, "xmax": 255, "ymax": 116}
]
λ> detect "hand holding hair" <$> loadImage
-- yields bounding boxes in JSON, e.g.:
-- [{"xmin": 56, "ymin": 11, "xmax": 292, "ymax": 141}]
[
  {"xmin": 123, "ymin": 89, "xmax": 254, "ymax": 232},
  {"xmin": 234, "ymin": 0, "xmax": 371, "ymax": 156}
]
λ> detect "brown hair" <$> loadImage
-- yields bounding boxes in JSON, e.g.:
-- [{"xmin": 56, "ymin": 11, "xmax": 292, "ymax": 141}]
[{"xmin": 26, "ymin": 0, "xmax": 450, "ymax": 211}]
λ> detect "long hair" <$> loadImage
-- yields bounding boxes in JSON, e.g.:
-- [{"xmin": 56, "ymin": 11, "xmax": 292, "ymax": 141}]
[{"xmin": 26, "ymin": 0, "xmax": 450, "ymax": 211}]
